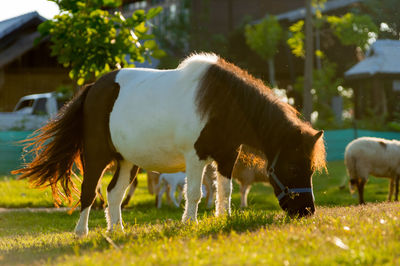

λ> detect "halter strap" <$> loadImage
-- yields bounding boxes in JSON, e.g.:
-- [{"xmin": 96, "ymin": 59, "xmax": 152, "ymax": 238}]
[{"xmin": 267, "ymin": 151, "xmax": 314, "ymax": 202}]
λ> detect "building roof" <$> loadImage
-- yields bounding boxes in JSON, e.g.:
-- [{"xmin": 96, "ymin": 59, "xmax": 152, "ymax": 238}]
[
  {"xmin": 345, "ymin": 40, "xmax": 400, "ymax": 80},
  {"xmin": 0, "ymin": 12, "xmax": 45, "ymax": 40},
  {"xmin": 0, "ymin": 12, "xmax": 47, "ymax": 68},
  {"xmin": 253, "ymin": 0, "xmax": 362, "ymax": 24}
]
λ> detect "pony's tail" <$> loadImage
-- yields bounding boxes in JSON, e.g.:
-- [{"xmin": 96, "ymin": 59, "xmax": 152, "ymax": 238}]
[{"xmin": 12, "ymin": 84, "xmax": 93, "ymax": 206}]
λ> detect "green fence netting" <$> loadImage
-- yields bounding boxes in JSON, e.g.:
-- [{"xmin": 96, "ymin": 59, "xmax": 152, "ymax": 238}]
[
  {"xmin": 1, "ymin": 129, "xmax": 400, "ymax": 175},
  {"xmin": 324, "ymin": 129, "xmax": 400, "ymax": 161},
  {"xmin": 0, "ymin": 131, "xmax": 33, "ymax": 175}
]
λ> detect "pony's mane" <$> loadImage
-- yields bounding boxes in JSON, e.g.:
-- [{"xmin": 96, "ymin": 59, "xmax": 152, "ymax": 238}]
[
  {"xmin": 178, "ymin": 53, "xmax": 219, "ymax": 69},
  {"xmin": 196, "ymin": 56, "xmax": 326, "ymax": 172}
]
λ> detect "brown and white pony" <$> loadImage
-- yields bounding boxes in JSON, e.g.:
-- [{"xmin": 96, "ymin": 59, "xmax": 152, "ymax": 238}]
[{"xmin": 13, "ymin": 53, "xmax": 326, "ymax": 236}]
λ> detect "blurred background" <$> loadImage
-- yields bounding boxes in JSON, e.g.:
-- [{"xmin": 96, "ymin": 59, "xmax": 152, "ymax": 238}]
[{"xmin": 0, "ymin": 0, "xmax": 400, "ymax": 173}]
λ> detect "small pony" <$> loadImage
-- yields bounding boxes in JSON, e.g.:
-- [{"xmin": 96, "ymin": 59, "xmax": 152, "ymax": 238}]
[
  {"xmin": 345, "ymin": 137, "xmax": 400, "ymax": 204},
  {"xmin": 233, "ymin": 145, "xmax": 270, "ymax": 208},
  {"xmin": 14, "ymin": 53, "xmax": 326, "ymax": 236}
]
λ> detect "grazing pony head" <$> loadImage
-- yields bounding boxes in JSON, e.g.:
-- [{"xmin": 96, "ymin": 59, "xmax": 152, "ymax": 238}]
[
  {"xmin": 195, "ymin": 55, "xmax": 326, "ymax": 217},
  {"xmin": 268, "ymin": 121, "xmax": 325, "ymax": 217},
  {"xmin": 256, "ymin": 99, "xmax": 326, "ymax": 217}
]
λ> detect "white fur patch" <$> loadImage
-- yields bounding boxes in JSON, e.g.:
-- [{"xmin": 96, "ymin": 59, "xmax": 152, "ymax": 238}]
[
  {"xmin": 111, "ymin": 57, "xmax": 213, "ymax": 172},
  {"xmin": 75, "ymin": 207, "xmax": 91, "ymax": 236},
  {"xmin": 177, "ymin": 53, "xmax": 219, "ymax": 69}
]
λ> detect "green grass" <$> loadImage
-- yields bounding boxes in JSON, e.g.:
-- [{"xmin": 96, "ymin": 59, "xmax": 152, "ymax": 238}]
[{"xmin": 1, "ymin": 161, "xmax": 399, "ymax": 265}]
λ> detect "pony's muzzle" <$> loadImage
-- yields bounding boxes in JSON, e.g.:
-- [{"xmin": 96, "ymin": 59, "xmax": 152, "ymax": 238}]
[{"xmin": 281, "ymin": 193, "xmax": 315, "ymax": 218}]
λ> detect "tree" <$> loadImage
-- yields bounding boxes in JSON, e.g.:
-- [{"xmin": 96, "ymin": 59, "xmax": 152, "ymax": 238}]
[
  {"xmin": 363, "ymin": 0, "xmax": 400, "ymax": 39},
  {"xmin": 286, "ymin": 3, "xmax": 378, "ymax": 123},
  {"xmin": 245, "ymin": 16, "xmax": 282, "ymax": 87},
  {"xmin": 327, "ymin": 13, "xmax": 378, "ymax": 51},
  {"xmin": 37, "ymin": 0, "xmax": 165, "ymax": 86},
  {"xmin": 303, "ymin": 0, "xmax": 314, "ymax": 122}
]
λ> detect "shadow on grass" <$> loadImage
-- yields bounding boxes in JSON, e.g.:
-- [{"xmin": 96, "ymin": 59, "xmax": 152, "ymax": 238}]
[{"xmin": 1, "ymin": 206, "xmax": 295, "ymax": 265}]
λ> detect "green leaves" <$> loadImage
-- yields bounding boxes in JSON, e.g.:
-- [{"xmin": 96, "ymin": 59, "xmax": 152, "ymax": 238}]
[
  {"xmin": 287, "ymin": 20, "xmax": 305, "ymax": 58},
  {"xmin": 40, "ymin": 0, "xmax": 164, "ymax": 86},
  {"xmin": 327, "ymin": 13, "xmax": 378, "ymax": 50},
  {"xmin": 146, "ymin": 6, "xmax": 163, "ymax": 20},
  {"xmin": 244, "ymin": 16, "xmax": 283, "ymax": 61},
  {"xmin": 287, "ymin": 12, "xmax": 378, "ymax": 59}
]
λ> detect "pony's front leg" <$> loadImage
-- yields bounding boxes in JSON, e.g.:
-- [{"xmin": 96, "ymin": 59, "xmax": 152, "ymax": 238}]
[
  {"xmin": 182, "ymin": 151, "xmax": 207, "ymax": 222},
  {"xmin": 215, "ymin": 172, "xmax": 232, "ymax": 216},
  {"xmin": 106, "ymin": 161, "xmax": 137, "ymax": 232}
]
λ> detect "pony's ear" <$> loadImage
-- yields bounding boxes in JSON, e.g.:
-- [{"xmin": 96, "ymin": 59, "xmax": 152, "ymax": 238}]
[
  {"xmin": 312, "ymin": 130, "xmax": 323, "ymax": 145},
  {"xmin": 302, "ymin": 130, "xmax": 323, "ymax": 154}
]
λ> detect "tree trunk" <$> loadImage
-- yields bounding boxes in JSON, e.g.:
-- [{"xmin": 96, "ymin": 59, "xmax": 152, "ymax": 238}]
[
  {"xmin": 315, "ymin": 27, "xmax": 322, "ymax": 70},
  {"xmin": 267, "ymin": 58, "xmax": 276, "ymax": 88},
  {"xmin": 303, "ymin": 0, "xmax": 314, "ymax": 122}
]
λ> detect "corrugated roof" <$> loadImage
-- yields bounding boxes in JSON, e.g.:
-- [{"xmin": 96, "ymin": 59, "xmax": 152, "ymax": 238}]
[
  {"xmin": 0, "ymin": 12, "xmax": 45, "ymax": 40},
  {"xmin": 345, "ymin": 40, "xmax": 400, "ymax": 79}
]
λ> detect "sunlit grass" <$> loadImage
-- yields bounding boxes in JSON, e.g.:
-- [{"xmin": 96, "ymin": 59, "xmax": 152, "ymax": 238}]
[
  {"xmin": 1, "ymin": 204, "xmax": 399, "ymax": 265},
  {"xmin": 1, "ymin": 161, "xmax": 399, "ymax": 265}
]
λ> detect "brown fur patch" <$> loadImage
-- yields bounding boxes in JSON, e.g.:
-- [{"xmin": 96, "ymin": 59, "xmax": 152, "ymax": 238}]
[
  {"xmin": 13, "ymin": 70, "xmax": 123, "ymax": 208},
  {"xmin": 194, "ymin": 57, "xmax": 326, "ymax": 176}
]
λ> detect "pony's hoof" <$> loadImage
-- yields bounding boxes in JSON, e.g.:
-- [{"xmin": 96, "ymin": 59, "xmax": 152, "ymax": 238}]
[
  {"xmin": 182, "ymin": 215, "xmax": 197, "ymax": 223},
  {"xmin": 215, "ymin": 208, "xmax": 231, "ymax": 217},
  {"xmin": 107, "ymin": 223, "xmax": 124, "ymax": 233},
  {"xmin": 74, "ymin": 228, "xmax": 88, "ymax": 237}
]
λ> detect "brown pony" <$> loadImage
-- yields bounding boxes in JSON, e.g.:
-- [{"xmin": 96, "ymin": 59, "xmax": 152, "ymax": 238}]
[{"xmin": 14, "ymin": 53, "xmax": 326, "ymax": 236}]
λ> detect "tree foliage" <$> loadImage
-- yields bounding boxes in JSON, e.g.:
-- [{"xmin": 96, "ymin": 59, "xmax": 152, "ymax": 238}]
[
  {"xmin": 363, "ymin": 0, "xmax": 400, "ymax": 39},
  {"xmin": 244, "ymin": 16, "xmax": 282, "ymax": 61},
  {"xmin": 327, "ymin": 13, "xmax": 378, "ymax": 50},
  {"xmin": 38, "ymin": 0, "xmax": 165, "ymax": 85},
  {"xmin": 294, "ymin": 60, "xmax": 346, "ymax": 126},
  {"xmin": 287, "ymin": 13, "xmax": 378, "ymax": 57},
  {"xmin": 287, "ymin": 20, "xmax": 305, "ymax": 58},
  {"xmin": 245, "ymin": 16, "xmax": 282, "ymax": 86}
]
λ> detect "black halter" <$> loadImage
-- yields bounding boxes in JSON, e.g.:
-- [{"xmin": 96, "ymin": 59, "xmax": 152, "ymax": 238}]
[{"xmin": 267, "ymin": 150, "xmax": 314, "ymax": 202}]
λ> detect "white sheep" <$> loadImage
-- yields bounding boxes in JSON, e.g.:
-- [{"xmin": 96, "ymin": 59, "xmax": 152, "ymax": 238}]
[
  {"xmin": 157, "ymin": 170, "xmax": 214, "ymax": 209},
  {"xmin": 157, "ymin": 172, "xmax": 186, "ymax": 208},
  {"xmin": 344, "ymin": 137, "xmax": 400, "ymax": 204}
]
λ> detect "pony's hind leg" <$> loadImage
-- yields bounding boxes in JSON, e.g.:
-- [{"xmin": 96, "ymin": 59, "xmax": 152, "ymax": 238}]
[
  {"xmin": 106, "ymin": 161, "xmax": 137, "ymax": 232},
  {"xmin": 121, "ymin": 177, "xmax": 138, "ymax": 208},
  {"xmin": 75, "ymin": 160, "xmax": 109, "ymax": 236}
]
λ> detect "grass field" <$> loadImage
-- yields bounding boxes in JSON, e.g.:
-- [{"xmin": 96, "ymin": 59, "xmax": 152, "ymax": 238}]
[{"xmin": 1, "ymin": 161, "xmax": 399, "ymax": 265}]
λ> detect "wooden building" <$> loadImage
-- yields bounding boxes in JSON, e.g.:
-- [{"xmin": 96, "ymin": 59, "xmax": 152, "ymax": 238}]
[
  {"xmin": 0, "ymin": 12, "xmax": 70, "ymax": 111},
  {"xmin": 345, "ymin": 40, "xmax": 400, "ymax": 120}
]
